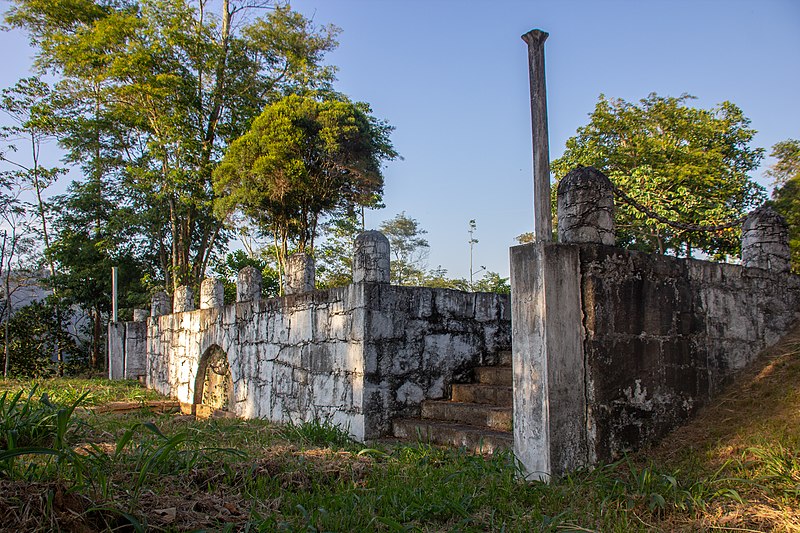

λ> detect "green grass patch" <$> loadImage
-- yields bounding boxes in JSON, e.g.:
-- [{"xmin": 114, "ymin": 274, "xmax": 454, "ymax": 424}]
[
  {"xmin": 1, "ymin": 327, "xmax": 799, "ymax": 531},
  {"xmin": 0, "ymin": 377, "xmax": 165, "ymax": 406}
]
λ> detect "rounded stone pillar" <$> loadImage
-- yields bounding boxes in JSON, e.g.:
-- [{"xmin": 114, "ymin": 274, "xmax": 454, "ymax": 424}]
[
  {"xmin": 200, "ymin": 278, "xmax": 225, "ymax": 309},
  {"xmin": 284, "ymin": 252, "xmax": 315, "ymax": 295},
  {"xmin": 557, "ymin": 166, "xmax": 615, "ymax": 245},
  {"xmin": 132, "ymin": 308, "xmax": 149, "ymax": 322},
  {"xmin": 353, "ymin": 230, "xmax": 391, "ymax": 284},
  {"xmin": 741, "ymin": 207, "xmax": 790, "ymax": 273},
  {"xmin": 237, "ymin": 266, "xmax": 262, "ymax": 302},
  {"xmin": 173, "ymin": 285, "xmax": 194, "ymax": 313},
  {"xmin": 151, "ymin": 291, "xmax": 171, "ymax": 316}
]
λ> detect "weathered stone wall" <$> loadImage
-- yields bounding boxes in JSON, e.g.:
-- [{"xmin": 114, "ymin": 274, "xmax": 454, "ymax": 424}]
[
  {"xmin": 146, "ymin": 285, "xmax": 367, "ymax": 436},
  {"xmin": 138, "ymin": 281, "xmax": 509, "ymax": 441},
  {"xmin": 123, "ymin": 321, "xmax": 147, "ymax": 380},
  {"xmin": 361, "ymin": 284, "xmax": 511, "ymax": 438},
  {"xmin": 511, "ymin": 241, "xmax": 800, "ymax": 479},
  {"xmin": 512, "ymin": 167, "xmax": 799, "ymax": 479},
  {"xmin": 580, "ymin": 245, "xmax": 800, "ymax": 463}
]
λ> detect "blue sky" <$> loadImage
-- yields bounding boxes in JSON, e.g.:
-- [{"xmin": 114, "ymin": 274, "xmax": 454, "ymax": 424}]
[{"xmin": 1, "ymin": 0, "xmax": 798, "ymax": 279}]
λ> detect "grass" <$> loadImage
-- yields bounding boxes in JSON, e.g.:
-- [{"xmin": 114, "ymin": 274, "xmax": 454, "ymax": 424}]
[
  {"xmin": 0, "ymin": 377, "xmax": 165, "ymax": 407},
  {"xmin": 0, "ymin": 325, "xmax": 799, "ymax": 531}
]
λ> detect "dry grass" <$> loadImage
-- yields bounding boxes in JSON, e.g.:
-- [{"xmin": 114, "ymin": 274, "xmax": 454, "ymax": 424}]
[{"xmin": 643, "ymin": 322, "xmax": 800, "ymax": 532}]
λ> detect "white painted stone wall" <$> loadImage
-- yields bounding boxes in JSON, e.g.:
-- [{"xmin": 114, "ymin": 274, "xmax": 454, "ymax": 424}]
[{"xmin": 139, "ymin": 282, "xmax": 510, "ymax": 441}]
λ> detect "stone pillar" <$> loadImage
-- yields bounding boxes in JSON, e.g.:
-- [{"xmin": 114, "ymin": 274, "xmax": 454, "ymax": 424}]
[
  {"xmin": 123, "ymin": 321, "xmax": 147, "ymax": 380},
  {"xmin": 151, "ymin": 291, "xmax": 171, "ymax": 316},
  {"xmin": 173, "ymin": 285, "xmax": 194, "ymax": 313},
  {"xmin": 510, "ymin": 242, "xmax": 587, "ymax": 480},
  {"xmin": 522, "ymin": 29, "xmax": 553, "ymax": 242},
  {"xmin": 107, "ymin": 322, "xmax": 125, "ymax": 380},
  {"xmin": 741, "ymin": 207, "xmax": 791, "ymax": 273},
  {"xmin": 557, "ymin": 166, "xmax": 615, "ymax": 245},
  {"xmin": 353, "ymin": 230, "xmax": 391, "ymax": 284},
  {"xmin": 200, "ymin": 278, "xmax": 225, "ymax": 309},
  {"xmin": 132, "ymin": 309, "xmax": 149, "ymax": 322},
  {"xmin": 237, "ymin": 266, "xmax": 262, "ymax": 302},
  {"xmin": 284, "ymin": 252, "xmax": 315, "ymax": 295}
]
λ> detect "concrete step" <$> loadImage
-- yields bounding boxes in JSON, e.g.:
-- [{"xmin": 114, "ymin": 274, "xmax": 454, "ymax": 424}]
[
  {"xmin": 392, "ymin": 418, "xmax": 512, "ymax": 454},
  {"xmin": 422, "ymin": 400, "xmax": 512, "ymax": 431},
  {"xmin": 451, "ymin": 383, "xmax": 513, "ymax": 406},
  {"xmin": 474, "ymin": 365, "xmax": 512, "ymax": 386}
]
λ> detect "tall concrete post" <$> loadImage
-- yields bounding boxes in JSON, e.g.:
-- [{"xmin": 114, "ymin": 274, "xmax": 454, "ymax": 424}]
[{"xmin": 522, "ymin": 29, "xmax": 553, "ymax": 242}]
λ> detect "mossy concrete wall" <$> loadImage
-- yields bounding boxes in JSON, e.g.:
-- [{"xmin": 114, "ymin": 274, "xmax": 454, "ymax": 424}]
[{"xmin": 511, "ymin": 241, "xmax": 800, "ymax": 479}]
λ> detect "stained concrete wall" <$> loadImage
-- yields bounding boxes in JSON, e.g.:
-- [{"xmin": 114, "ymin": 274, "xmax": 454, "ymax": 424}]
[
  {"xmin": 136, "ymin": 283, "xmax": 509, "ymax": 441},
  {"xmin": 361, "ymin": 284, "xmax": 511, "ymax": 438},
  {"xmin": 511, "ymin": 241, "xmax": 800, "ymax": 478}
]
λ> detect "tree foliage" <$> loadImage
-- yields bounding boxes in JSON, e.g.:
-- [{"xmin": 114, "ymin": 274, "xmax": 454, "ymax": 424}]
[
  {"xmin": 5, "ymin": 0, "xmax": 340, "ymax": 290},
  {"xmin": 0, "ymin": 300, "xmax": 83, "ymax": 378},
  {"xmin": 552, "ymin": 93, "xmax": 766, "ymax": 259},
  {"xmin": 214, "ymin": 93, "xmax": 395, "ymax": 273},
  {"xmin": 768, "ymin": 139, "xmax": 800, "ymax": 273},
  {"xmin": 379, "ymin": 212, "xmax": 429, "ymax": 286},
  {"xmin": 210, "ymin": 249, "xmax": 280, "ymax": 304}
]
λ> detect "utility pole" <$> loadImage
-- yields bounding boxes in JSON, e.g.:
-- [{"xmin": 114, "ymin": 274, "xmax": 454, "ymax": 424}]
[{"xmin": 468, "ymin": 219, "xmax": 484, "ymax": 291}]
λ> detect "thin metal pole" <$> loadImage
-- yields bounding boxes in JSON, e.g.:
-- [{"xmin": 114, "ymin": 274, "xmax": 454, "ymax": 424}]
[{"xmin": 522, "ymin": 29, "xmax": 554, "ymax": 242}]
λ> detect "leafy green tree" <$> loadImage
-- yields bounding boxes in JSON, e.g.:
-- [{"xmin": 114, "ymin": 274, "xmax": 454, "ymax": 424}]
[
  {"xmin": 315, "ymin": 212, "xmax": 361, "ymax": 289},
  {"xmin": 768, "ymin": 139, "xmax": 800, "ymax": 273},
  {"xmin": 552, "ymin": 93, "xmax": 766, "ymax": 259},
  {"xmin": 6, "ymin": 0, "xmax": 340, "ymax": 291},
  {"xmin": 472, "ymin": 272, "xmax": 511, "ymax": 294},
  {"xmin": 214, "ymin": 93, "xmax": 396, "ymax": 278},
  {"xmin": 0, "ymin": 300, "xmax": 83, "ymax": 378},
  {"xmin": 0, "ymin": 77, "xmax": 70, "ymax": 372},
  {"xmin": 48, "ymin": 179, "xmax": 148, "ymax": 369},
  {"xmin": 379, "ymin": 212, "xmax": 429, "ymax": 286},
  {"xmin": 211, "ymin": 249, "xmax": 280, "ymax": 303}
]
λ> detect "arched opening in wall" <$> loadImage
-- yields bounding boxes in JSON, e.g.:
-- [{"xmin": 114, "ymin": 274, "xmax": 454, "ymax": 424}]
[{"xmin": 193, "ymin": 345, "xmax": 234, "ymax": 419}]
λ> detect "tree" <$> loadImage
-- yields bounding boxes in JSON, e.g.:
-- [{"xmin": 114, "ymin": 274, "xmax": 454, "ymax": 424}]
[
  {"xmin": 211, "ymin": 249, "xmax": 280, "ymax": 303},
  {"xmin": 48, "ymin": 179, "xmax": 149, "ymax": 369},
  {"xmin": 552, "ymin": 93, "xmax": 766, "ymax": 259},
  {"xmin": 0, "ymin": 299, "xmax": 83, "ymax": 378},
  {"xmin": 315, "ymin": 211, "xmax": 362, "ymax": 289},
  {"xmin": 214, "ymin": 93, "xmax": 396, "ymax": 280},
  {"xmin": 472, "ymin": 271, "xmax": 510, "ymax": 294},
  {"xmin": 768, "ymin": 139, "xmax": 800, "ymax": 273},
  {"xmin": 0, "ymin": 77, "xmax": 68, "ymax": 372},
  {"xmin": 6, "ymin": 0, "xmax": 341, "ymax": 291},
  {"xmin": 379, "ymin": 212, "xmax": 430, "ymax": 286},
  {"xmin": 0, "ymin": 204, "xmax": 36, "ymax": 378}
]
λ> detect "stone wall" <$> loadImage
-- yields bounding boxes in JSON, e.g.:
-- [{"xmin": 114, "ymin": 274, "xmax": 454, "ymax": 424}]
[
  {"xmin": 139, "ymin": 283, "xmax": 509, "ymax": 440},
  {"xmin": 582, "ymin": 245, "xmax": 800, "ymax": 463},
  {"xmin": 146, "ymin": 285, "xmax": 371, "ymax": 437},
  {"xmin": 361, "ymin": 284, "xmax": 510, "ymax": 437},
  {"xmin": 511, "ymin": 165, "xmax": 800, "ymax": 479},
  {"xmin": 108, "ymin": 236, "xmax": 511, "ymax": 441}
]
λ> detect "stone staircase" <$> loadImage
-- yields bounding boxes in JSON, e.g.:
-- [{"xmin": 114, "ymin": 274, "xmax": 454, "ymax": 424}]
[{"xmin": 392, "ymin": 351, "xmax": 513, "ymax": 454}]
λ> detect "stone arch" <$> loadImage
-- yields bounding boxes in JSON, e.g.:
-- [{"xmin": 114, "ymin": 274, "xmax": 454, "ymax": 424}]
[{"xmin": 193, "ymin": 344, "xmax": 234, "ymax": 417}]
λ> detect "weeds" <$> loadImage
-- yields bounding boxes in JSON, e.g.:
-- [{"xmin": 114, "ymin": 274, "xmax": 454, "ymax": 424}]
[
  {"xmin": 279, "ymin": 416, "xmax": 356, "ymax": 449},
  {"xmin": 2, "ymin": 345, "xmax": 799, "ymax": 533}
]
